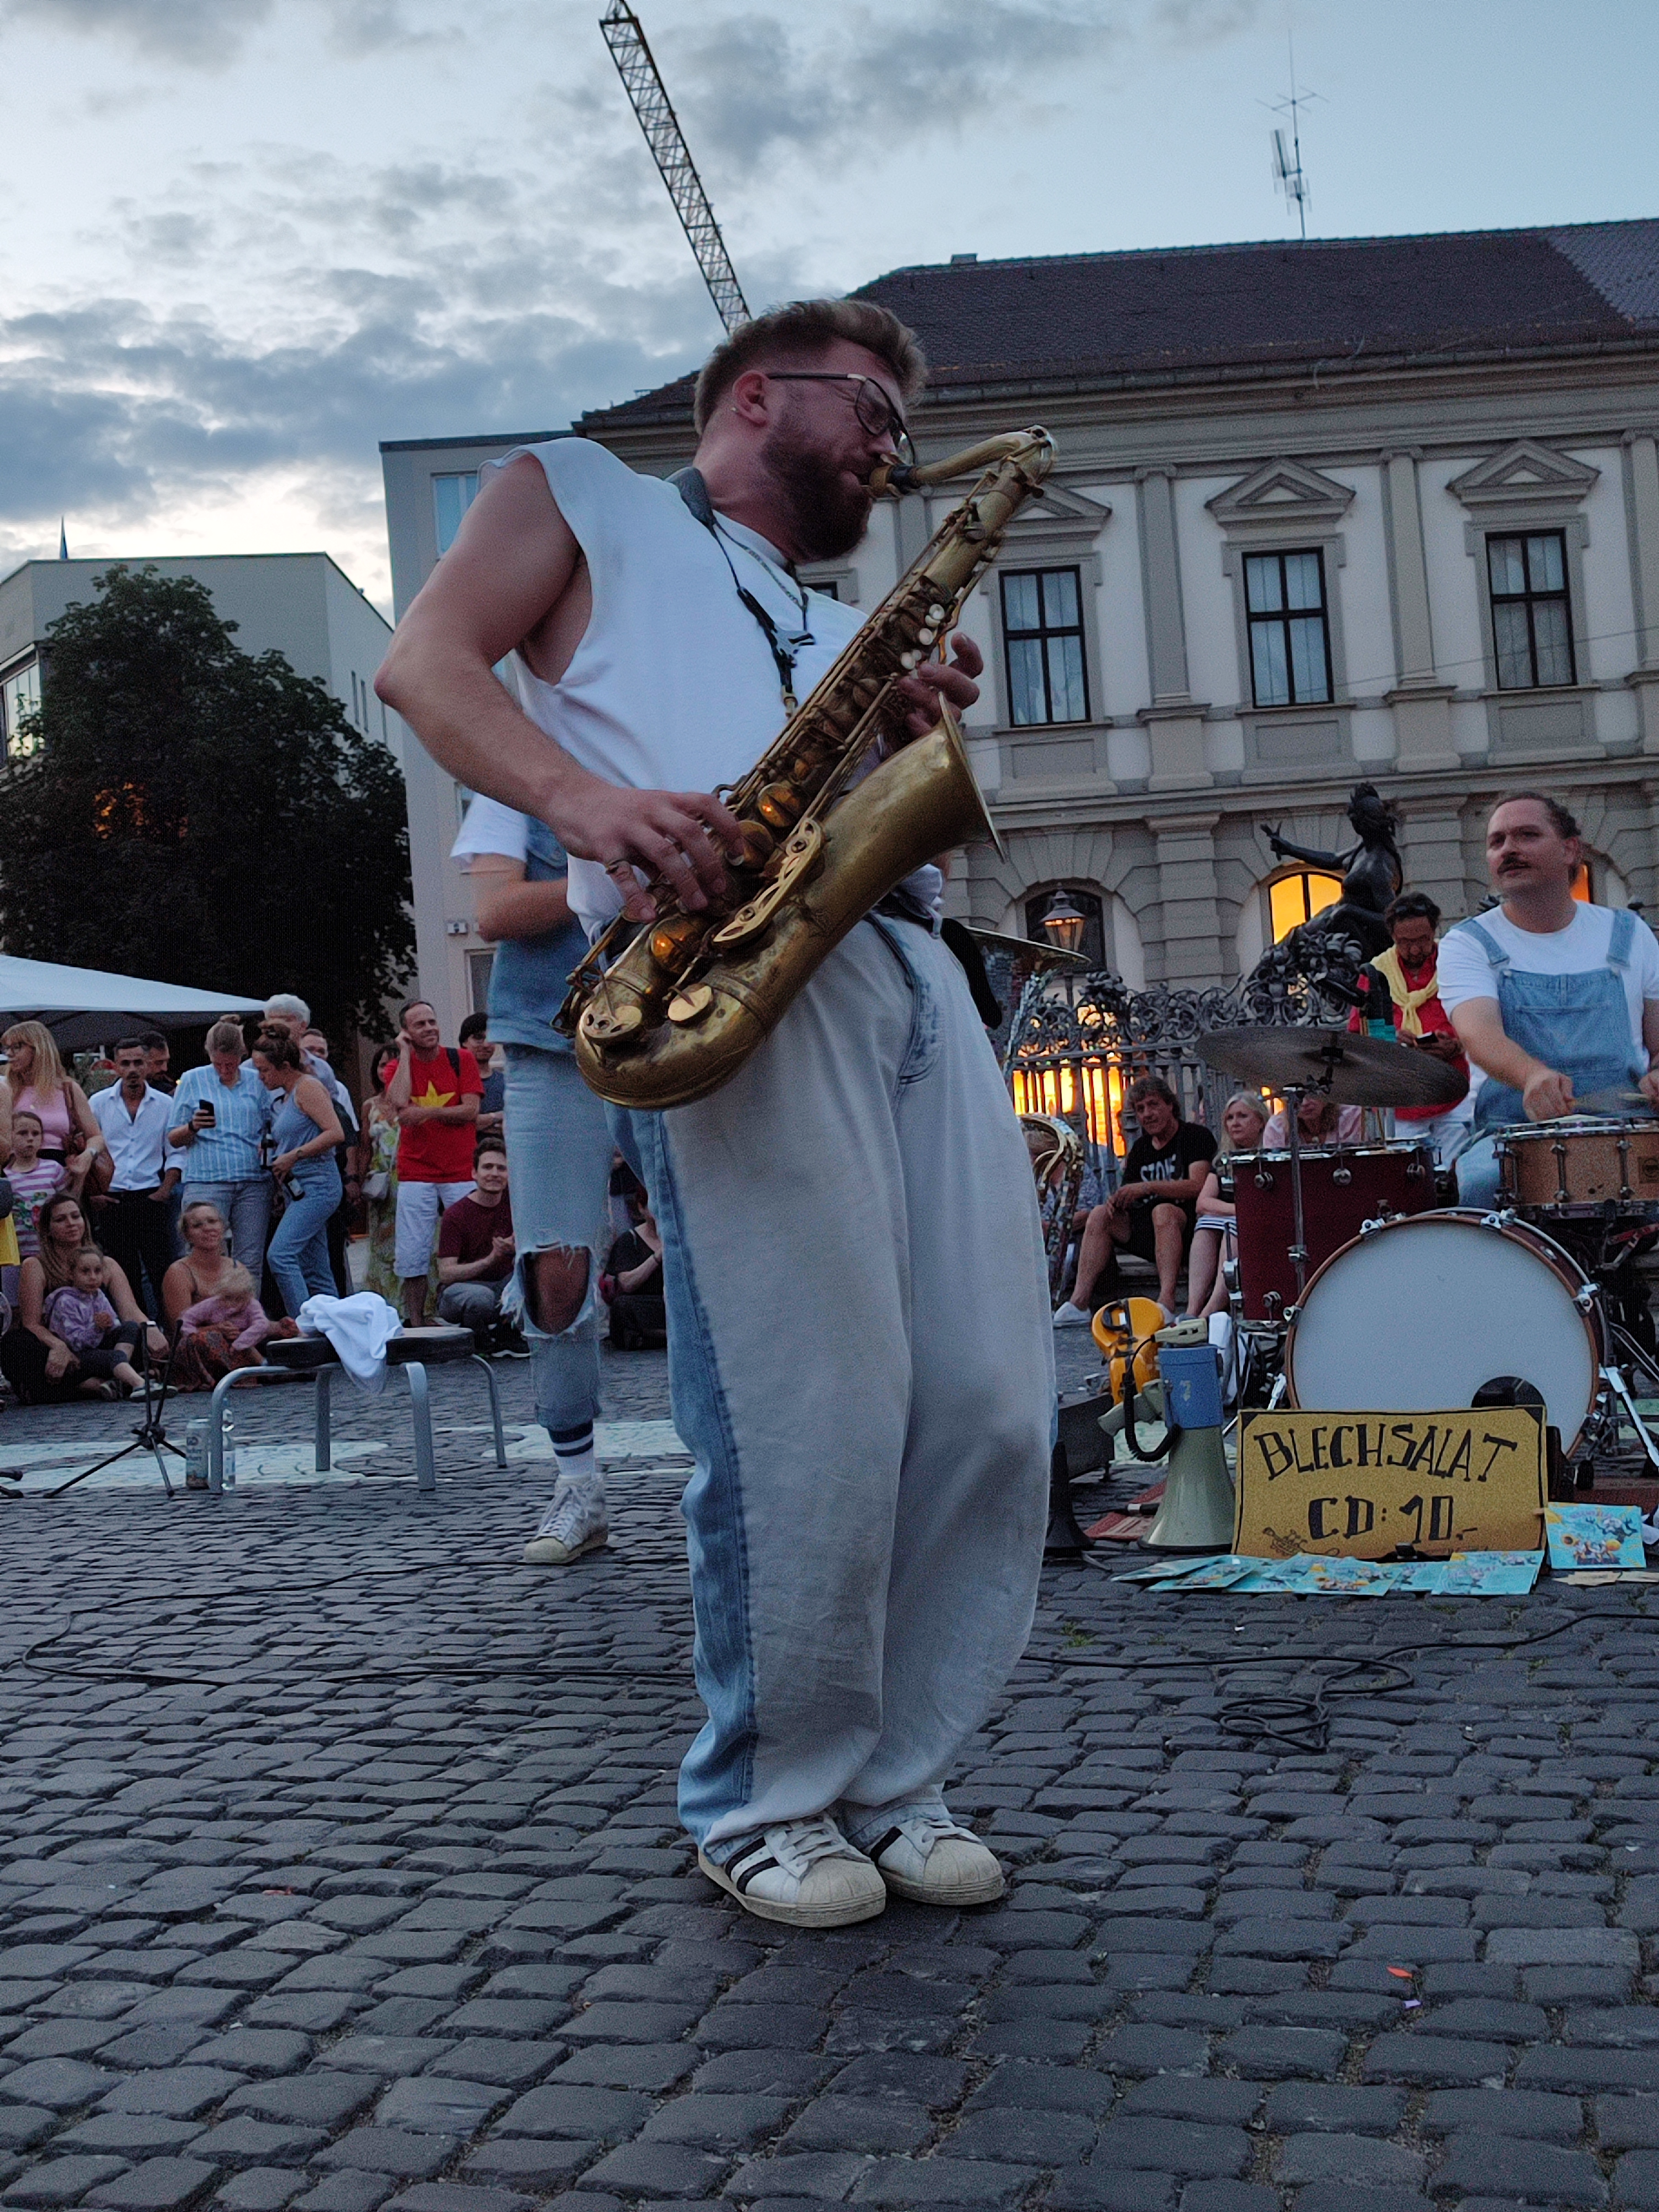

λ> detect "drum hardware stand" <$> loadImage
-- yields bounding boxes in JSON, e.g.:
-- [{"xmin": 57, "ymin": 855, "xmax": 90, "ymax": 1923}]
[{"xmin": 1600, "ymin": 1362, "xmax": 1659, "ymax": 1476}]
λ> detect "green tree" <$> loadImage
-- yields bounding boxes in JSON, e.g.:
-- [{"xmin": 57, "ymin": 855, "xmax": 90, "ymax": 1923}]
[{"xmin": 0, "ymin": 565, "xmax": 414, "ymax": 1040}]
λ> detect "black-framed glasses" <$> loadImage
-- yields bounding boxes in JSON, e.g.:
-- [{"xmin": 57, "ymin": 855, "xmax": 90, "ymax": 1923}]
[{"xmin": 764, "ymin": 373, "xmax": 914, "ymax": 465}]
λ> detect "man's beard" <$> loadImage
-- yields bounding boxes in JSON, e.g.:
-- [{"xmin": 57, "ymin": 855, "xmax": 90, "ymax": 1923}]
[{"xmin": 761, "ymin": 427, "xmax": 873, "ymax": 561}]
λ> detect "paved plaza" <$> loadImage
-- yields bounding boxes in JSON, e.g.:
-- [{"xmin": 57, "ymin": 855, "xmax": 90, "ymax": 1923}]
[{"xmin": 6, "ymin": 1341, "xmax": 1659, "ymax": 2212}]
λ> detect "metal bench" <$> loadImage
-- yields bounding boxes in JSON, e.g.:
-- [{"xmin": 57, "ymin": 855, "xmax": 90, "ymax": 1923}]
[{"xmin": 205, "ymin": 1326, "xmax": 508, "ymax": 1494}]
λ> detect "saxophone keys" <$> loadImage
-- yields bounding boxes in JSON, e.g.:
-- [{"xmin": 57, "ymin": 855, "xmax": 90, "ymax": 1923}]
[
  {"xmin": 927, "ymin": 604, "xmax": 946, "ymax": 622},
  {"xmin": 580, "ymin": 1002, "xmax": 643, "ymax": 1045},
  {"xmin": 667, "ymin": 985, "xmax": 714, "ymax": 1026},
  {"xmin": 915, "ymin": 628, "xmax": 936, "ymax": 646},
  {"xmin": 900, "ymin": 650, "xmax": 920, "ymax": 670}
]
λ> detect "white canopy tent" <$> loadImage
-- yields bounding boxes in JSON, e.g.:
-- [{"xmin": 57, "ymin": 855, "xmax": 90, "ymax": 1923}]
[{"xmin": 0, "ymin": 954, "xmax": 266, "ymax": 1050}]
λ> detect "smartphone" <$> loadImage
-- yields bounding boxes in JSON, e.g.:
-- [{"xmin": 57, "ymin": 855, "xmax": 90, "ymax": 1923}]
[{"xmin": 199, "ymin": 1102, "xmax": 216, "ymax": 1128}]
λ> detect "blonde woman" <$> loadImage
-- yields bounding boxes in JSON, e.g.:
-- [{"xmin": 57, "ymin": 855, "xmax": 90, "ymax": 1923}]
[
  {"xmin": 1185, "ymin": 1092, "xmax": 1271, "ymax": 1321},
  {"xmin": 3, "ymin": 1022, "xmax": 107, "ymax": 1196}
]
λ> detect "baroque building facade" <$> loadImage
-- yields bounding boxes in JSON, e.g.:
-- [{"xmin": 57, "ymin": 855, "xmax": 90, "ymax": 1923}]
[{"xmin": 580, "ymin": 220, "xmax": 1659, "ymax": 996}]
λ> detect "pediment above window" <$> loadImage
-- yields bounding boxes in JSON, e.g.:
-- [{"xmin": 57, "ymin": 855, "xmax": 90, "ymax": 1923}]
[
  {"xmin": 1000, "ymin": 483, "xmax": 1113, "ymax": 540},
  {"xmin": 1448, "ymin": 439, "xmax": 1600, "ymax": 512},
  {"xmin": 1207, "ymin": 458, "xmax": 1356, "ymax": 531}
]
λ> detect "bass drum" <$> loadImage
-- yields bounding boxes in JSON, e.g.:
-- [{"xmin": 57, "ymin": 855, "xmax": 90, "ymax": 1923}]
[{"xmin": 1285, "ymin": 1208, "xmax": 1604, "ymax": 1454}]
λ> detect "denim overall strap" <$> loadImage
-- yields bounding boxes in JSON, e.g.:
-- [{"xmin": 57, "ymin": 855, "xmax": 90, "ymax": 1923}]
[{"xmin": 1468, "ymin": 909, "xmax": 1644, "ymax": 1132}]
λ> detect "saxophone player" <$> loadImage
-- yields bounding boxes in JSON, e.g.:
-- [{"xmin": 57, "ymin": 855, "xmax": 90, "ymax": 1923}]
[{"xmin": 378, "ymin": 299, "xmax": 1053, "ymax": 1931}]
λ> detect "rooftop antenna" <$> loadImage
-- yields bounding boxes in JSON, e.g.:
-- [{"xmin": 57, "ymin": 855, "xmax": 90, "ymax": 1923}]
[
  {"xmin": 1265, "ymin": 34, "xmax": 1319, "ymax": 241},
  {"xmin": 599, "ymin": 0, "xmax": 750, "ymax": 334}
]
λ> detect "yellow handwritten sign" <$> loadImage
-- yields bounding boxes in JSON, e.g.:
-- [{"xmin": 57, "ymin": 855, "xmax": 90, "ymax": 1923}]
[{"xmin": 1234, "ymin": 1407, "xmax": 1547, "ymax": 1559}]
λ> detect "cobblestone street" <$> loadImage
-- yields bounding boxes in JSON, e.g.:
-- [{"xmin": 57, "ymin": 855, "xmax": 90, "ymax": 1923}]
[{"xmin": 7, "ymin": 1343, "xmax": 1659, "ymax": 2212}]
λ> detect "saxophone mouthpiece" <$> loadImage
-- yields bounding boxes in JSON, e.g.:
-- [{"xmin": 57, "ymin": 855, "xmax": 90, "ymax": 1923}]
[{"xmin": 868, "ymin": 459, "xmax": 919, "ymax": 499}]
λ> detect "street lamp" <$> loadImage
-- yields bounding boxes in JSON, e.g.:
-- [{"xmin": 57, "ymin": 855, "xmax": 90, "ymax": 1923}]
[{"xmin": 1040, "ymin": 888, "xmax": 1087, "ymax": 956}]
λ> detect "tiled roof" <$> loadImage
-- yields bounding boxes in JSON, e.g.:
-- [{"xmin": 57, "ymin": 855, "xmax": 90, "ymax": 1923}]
[{"xmin": 580, "ymin": 217, "xmax": 1659, "ymax": 432}]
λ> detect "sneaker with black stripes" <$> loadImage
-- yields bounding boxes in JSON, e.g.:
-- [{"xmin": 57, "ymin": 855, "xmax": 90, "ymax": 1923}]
[
  {"xmin": 698, "ymin": 1816, "xmax": 887, "ymax": 1928},
  {"xmin": 849, "ymin": 1803, "xmax": 1005, "ymax": 1907}
]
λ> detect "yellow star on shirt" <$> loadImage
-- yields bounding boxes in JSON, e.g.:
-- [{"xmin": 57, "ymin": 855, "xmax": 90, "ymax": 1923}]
[{"xmin": 412, "ymin": 1079, "xmax": 456, "ymax": 1108}]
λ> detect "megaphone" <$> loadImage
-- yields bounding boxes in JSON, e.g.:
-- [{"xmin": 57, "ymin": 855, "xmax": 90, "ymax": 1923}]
[{"xmin": 1117, "ymin": 1317, "xmax": 1236, "ymax": 1553}]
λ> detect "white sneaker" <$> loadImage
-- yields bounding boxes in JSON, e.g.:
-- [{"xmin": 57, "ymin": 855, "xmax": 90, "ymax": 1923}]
[
  {"xmin": 698, "ymin": 1817, "xmax": 887, "ymax": 1928},
  {"xmin": 1052, "ymin": 1300, "xmax": 1093, "ymax": 1328},
  {"xmin": 854, "ymin": 1806, "xmax": 1005, "ymax": 1907},
  {"xmin": 522, "ymin": 1482, "xmax": 608, "ymax": 1564}
]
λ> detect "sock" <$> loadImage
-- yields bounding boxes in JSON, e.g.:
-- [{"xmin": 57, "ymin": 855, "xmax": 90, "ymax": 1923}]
[{"xmin": 549, "ymin": 1422, "xmax": 599, "ymax": 1499}]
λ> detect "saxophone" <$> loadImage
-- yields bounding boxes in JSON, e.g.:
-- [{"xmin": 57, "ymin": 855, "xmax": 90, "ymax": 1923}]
[{"xmin": 557, "ymin": 427, "xmax": 1057, "ymax": 1110}]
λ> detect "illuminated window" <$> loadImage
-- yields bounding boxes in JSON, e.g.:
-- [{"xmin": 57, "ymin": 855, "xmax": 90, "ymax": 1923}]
[
  {"xmin": 1572, "ymin": 862, "xmax": 1592, "ymax": 904},
  {"xmin": 1268, "ymin": 868, "xmax": 1344, "ymax": 943},
  {"xmin": 434, "ymin": 472, "xmax": 480, "ymax": 555},
  {"xmin": 2, "ymin": 660, "xmax": 42, "ymax": 759}
]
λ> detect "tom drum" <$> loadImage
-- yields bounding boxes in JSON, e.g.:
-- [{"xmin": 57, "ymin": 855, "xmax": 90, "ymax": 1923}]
[
  {"xmin": 1498, "ymin": 1117, "xmax": 1659, "ymax": 1217},
  {"xmin": 1230, "ymin": 1143, "xmax": 1436, "ymax": 1324},
  {"xmin": 1284, "ymin": 1208, "xmax": 1605, "ymax": 1455}
]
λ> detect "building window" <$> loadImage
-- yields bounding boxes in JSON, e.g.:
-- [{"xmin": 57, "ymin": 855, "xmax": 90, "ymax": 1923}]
[
  {"xmin": 1488, "ymin": 530, "xmax": 1574, "ymax": 688},
  {"xmin": 1244, "ymin": 550, "xmax": 1332, "ymax": 707},
  {"xmin": 1, "ymin": 660, "xmax": 42, "ymax": 760},
  {"xmin": 434, "ymin": 472, "xmax": 480, "ymax": 556},
  {"xmin": 1001, "ymin": 568, "xmax": 1089, "ymax": 726},
  {"xmin": 467, "ymin": 950, "xmax": 495, "ymax": 1014},
  {"xmin": 1024, "ymin": 886, "xmax": 1105, "ymax": 969},
  {"xmin": 1268, "ymin": 868, "xmax": 1343, "ymax": 944}
]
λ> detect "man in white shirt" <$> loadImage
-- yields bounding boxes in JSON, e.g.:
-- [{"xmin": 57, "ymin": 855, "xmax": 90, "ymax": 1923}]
[
  {"xmin": 90, "ymin": 1037, "xmax": 181, "ymax": 1314},
  {"xmin": 378, "ymin": 296, "xmax": 1052, "ymax": 1932},
  {"xmin": 1438, "ymin": 792, "xmax": 1659, "ymax": 1207}
]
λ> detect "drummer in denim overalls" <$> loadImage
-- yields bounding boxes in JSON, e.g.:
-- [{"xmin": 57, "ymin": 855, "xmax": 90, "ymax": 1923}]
[{"xmin": 1437, "ymin": 793, "xmax": 1659, "ymax": 1209}]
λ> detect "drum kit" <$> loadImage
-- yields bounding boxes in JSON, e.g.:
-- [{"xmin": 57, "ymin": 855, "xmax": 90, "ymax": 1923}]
[{"xmin": 1197, "ymin": 1026, "xmax": 1659, "ymax": 1477}]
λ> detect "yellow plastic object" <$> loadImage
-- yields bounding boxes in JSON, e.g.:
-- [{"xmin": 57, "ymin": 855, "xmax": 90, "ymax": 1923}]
[{"xmin": 1091, "ymin": 1296, "xmax": 1166, "ymax": 1399}]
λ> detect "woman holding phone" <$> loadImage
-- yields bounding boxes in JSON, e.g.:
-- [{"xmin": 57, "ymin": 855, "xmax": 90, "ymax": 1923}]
[{"xmin": 168, "ymin": 1020, "xmax": 275, "ymax": 1275}]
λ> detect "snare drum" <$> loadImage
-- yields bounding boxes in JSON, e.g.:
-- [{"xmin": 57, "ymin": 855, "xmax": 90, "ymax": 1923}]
[
  {"xmin": 1230, "ymin": 1144, "xmax": 1436, "ymax": 1323},
  {"xmin": 1285, "ymin": 1208, "xmax": 1604, "ymax": 1454},
  {"xmin": 1497, "ymin": 1117, "xmax": 1659, "ymax": 1216}
]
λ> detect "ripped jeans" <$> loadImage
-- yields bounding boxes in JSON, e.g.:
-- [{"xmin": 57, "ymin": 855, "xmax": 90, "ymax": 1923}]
[{"xmin": 499, "ymin": 1045, "xmax": 615, "ymax": 1440}]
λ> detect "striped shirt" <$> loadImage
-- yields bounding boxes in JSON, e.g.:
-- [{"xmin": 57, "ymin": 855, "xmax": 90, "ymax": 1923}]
[{"xmin": 168, "ymin": 1062, "xmax": 274, "ymax": 1182}]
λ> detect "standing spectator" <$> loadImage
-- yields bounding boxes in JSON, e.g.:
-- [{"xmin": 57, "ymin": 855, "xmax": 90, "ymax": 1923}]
[
  {"xmin": 7, "ymin": 1110, "xmax": 66, "ymax": 1260},
  {"xmin": 89, "ymin": 1038, "xmax": 181, "ymax": 1316},
  {"xmin": 460, "ymin": 1013, "xmax": 506, "ymax": 1136},
  {"xmin": 3, "ymin": 1022, "xmax": 108, "ymax": 1198},
  {"xmin": 301, "ymin": 1025, "xmax": 359, "ymax": 1296},
  {"xmin": 249, "ymin": 1030, "xmax": 344, "ymax": 1318},
  {"xmin": 141, "ymin": 1032, "xmax": 176, "ymax": 1094},
  {"xmin": 263, "ymin": 995, "xmax": 359, "ymax": 1138},
  {"xmin": 386, "ymin": 999, "xmax": 481, "ymax": 1326},
  {"xmin": 167, "ymin": 1019, "xmax": 275, "ymax": 1275},
  {"xmin": 359, "ymin": 1044, "xmax": 435, "ymax": 1311},
  {"xmin": 1, "ymin": 1191, "xmax": 168, "ymax": 1405},
  {"xmin": 435, "ymin": 1139, "xmax": 519, "ymax": 1346}
]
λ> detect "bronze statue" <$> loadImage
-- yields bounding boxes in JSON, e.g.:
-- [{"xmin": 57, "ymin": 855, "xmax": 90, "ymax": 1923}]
[{"xmin": 1265, "ymin": 782, "xmax": 1402, "ymax": 962}]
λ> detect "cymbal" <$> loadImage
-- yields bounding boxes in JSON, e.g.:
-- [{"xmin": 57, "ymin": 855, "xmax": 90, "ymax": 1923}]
[
  {"xmin": 1198, "ymin": 1025, "xmax": 1467, "ymax": 1109},
  {"xmin": 962, "ymin": 926, "xmax": 1091, "ymax": 971}
]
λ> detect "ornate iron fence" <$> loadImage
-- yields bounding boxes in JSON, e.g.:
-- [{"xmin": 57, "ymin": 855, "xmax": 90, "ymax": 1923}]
[{"xmin": 989, "ymin": 930, "xmax": 1366, "ymax": 1191}]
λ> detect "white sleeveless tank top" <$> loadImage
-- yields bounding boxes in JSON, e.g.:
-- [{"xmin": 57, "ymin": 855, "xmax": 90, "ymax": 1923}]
[{"xmin": 489, "ymin": 437, "xmax": 865, "ymax": 938}]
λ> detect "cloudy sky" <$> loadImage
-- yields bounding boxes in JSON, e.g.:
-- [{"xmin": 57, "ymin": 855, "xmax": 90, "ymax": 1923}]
[{"xmin": 3, "ymin": 0, "xmax": 1656, "ymax": 612}]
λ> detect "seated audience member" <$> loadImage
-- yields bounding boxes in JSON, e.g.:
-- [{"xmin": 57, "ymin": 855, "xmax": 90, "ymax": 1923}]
[
  {"xmin": 178, "ymin": 1264, "xmax": 280, "ymax": 1355},
  {"xmin": 1185, "ymin": 1092, "xmax": 1271, "ymax": 1321},
  {"xmin": 1262, "ymin": 1095, "xmax": 1364, "ymax": 1147},
  {"xmin": 43, "ymin": 1249, "xmax": 150, "ymax": 1398},
  {"xmin": 604, "ymin": 1204, "xmax": 667, "ymax": 1350},
  {"xmin": 165, "ymin": 1200, "xmax": 295, "ymax": 1391},
  {"xmin": 7, "ymin": 1110, "xmax": 65, "ymax": 1260},
  {"xmin": 435, "ymin": 1141, "xmax": 521, "ymax": 1350},
  {"xmin": 460, "ymin": 1013, "xmax": 506, "ymax": 1136},
  {"xmin": 1053, "ymin": 1077, "xmax": 1219, "ymax": 1327},
  {"xmin": 0, "ymin": 1192, "xmax": 168, "ymax": 1405},
  {"xmin": 1348, "ymin": 891, "xmax": 1472, "ymax": 1164},
  {"xmin": 169, "ymin": 1019, "xmax": 275, "ymax": 1276}
]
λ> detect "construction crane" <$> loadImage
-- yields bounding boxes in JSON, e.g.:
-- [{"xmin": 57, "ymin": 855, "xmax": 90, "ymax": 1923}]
[{"xmin": 599, "ymin": 0, "xmax": 750, "ymax": 333}]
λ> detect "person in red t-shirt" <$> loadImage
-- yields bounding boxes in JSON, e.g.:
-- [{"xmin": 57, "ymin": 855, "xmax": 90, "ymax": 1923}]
[
  {"xmin": 436, "ymin": 1139, "xmax": 520, "ymax": 1348},
  {"xmin": 1347, "ymin": 892, "xmax": 1472, "ymax": 1164},
  {"xmin": 386, "ymin": 998, "xmax": 482, "ymax": 1324}
]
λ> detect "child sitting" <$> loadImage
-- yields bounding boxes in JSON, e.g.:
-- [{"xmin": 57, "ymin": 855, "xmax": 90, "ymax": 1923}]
[
  {"xmin": 7, "ymin": 1110, "xmax": 65, "ymax": 1259},
  {"xmin": 178, "ymin": 1264, "xmax": 280, "ymax": 1354},
  {"xmin": 42, "ymin": 1249, "xmax": 147, "ymax": 1397}
]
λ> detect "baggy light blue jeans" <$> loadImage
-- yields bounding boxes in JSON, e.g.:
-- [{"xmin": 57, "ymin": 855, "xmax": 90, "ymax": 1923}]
[
  {"xmin": 180, "ymin": 1179, "xmax": 272, "ymax": 1278},
  {"xmin": 499, "ymin": 1045, "xmax": 615, "ymax": 1441},
  {"xmin": 628, "ymin": 917, "xmax": 1055, "ymax": 1853},
  {"xmin": 267, "ymin": 1165, "xmax": 342, "ymax": 1319}
]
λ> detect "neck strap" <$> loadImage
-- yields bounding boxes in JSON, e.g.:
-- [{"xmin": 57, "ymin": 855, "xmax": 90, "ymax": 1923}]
[{"xmin": 670, "ymin": 467, "xmax": 810, "ymax": 712}]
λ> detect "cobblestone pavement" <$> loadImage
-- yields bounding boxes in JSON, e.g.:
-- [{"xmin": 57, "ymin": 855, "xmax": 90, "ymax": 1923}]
[{"xmin": 7, "ymin": 1340, "xmax": 1659, "ymax": 2212}]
